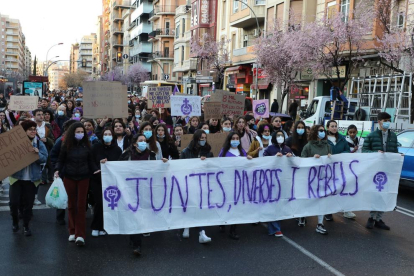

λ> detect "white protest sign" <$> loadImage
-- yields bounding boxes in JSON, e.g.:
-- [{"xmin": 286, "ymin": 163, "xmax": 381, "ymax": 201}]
[
  {"xmin": 101, "ymin": 153, "xmax": 403, "ymax": 234},
  {"xmin": 170, "ymin": 95, "xmax": 201, "ymax": 117},
  {"xmin": 147, "ymin": 86, "xmax": 172, "ymax": 108},
  {"xmin": 8, "ymin": 96, "xmax": 38, "ymax": 111}
]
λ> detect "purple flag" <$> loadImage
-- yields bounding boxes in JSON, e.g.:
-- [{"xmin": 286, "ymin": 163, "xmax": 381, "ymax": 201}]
[{"xmin": 173, "ymin": 85, "xmax": 179, "ymax": 95}]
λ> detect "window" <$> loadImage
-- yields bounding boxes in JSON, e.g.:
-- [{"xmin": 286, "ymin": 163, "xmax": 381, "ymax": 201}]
[
  {"xmin": 232, "ymin": 33, "xmax": 236, "ymax": 51},
  {"xmin": 340, "ymin": 0, "xmax": 350, "ymax": 22},
  {"xmin": 327, "ymin": 1, "xmax": 336, "ymax": 20},
  {"xmin": 176, "ymin": 23, "xmax": 180, "ymax": 38},
  {"xmin": 309, "ymin": 99, "xmax": 319, "ymax": 116},
  {"xmin": 397, "ymin": 13, "xmax": 405, "ymax": 28},
  {"xmin": 233, "ymin": 0, "xmax": 238, "ymax": 13},
  {"xmin": 398, "ymin": 131, "xmax": 414, "ymax": 148},
  {"xmin": 182, "ymin": 19, "xmax": 185, "ymax": 36},
  {"xmin": 222, "ymin": 1, "xmax": 227, "ymax": 29},
  {"xmin": 255, "ymin": 0, "xmax": 266, "ymax": 5},
  {"xmin": 181, "ymin": 46, "xmax": 184, "ymax": 65},
  {"xmin": 241, "ymin": 0, "xmax": 247, "ymax": 10},
  {"xmin": 243, "ymin": 34, "xmax": 248, "ymax": 47}
]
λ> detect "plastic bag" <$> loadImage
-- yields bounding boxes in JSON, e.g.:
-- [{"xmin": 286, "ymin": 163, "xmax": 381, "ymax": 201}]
[{"xmin": 45, "ymin": 177, "xmax": 68, "ymax": 209}]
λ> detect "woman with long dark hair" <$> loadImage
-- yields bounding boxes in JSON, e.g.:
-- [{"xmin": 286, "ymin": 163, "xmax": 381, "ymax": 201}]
[
  {"xmin": 221, "ymin": 117, "xmax": 232, "ymax": 133},
  {"xmin": 247, "ymin": 123, "xmax": 273, "ymax": 158},
  {"xmin": 54, "ymin": 122, "xmax": 100, "ymax": 246},
  {"xmin": 173, "ymin": 124, "xmax": 184, "ymax": 148},
  {"xmin": 301, "ymin": 125, "xmax": 332, "ymax": 234},
  {"xmin": 209, "ymin": 118, "xmax": 221, "ymax": 133},
  {"xmin": 66, "ymin": 100, "xmax": 75, "ymax": 118},
  {"xmin": 112, "ymin": 120, "xmax": 132, "ymax": 151},
  {"xmin": 285, "ymin": 121, "xmax": 308, "ymax": 157},
  {"xmin": 232, "ymin": 116, "xmax": 257, "ymax": 152},
  {"xmin": 180, "ymin": 129, "xmax": 213, "ymax": 243},
  {"xmin": 139, "ymin": 122, "xmax": 163, "ymax": 160},
  {"xmin": 271, "ymin": 116, "xmax": 288, "ymax": 138},
  {"xmin": 184, "ymin": 116, "xmax": 200, "ymax": 134},
  {"xmin": 155, "ymin": 124, "xmax": 179, "ymax": 159}
]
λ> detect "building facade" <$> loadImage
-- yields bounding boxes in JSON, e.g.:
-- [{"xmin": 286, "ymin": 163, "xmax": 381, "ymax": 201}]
[
  {"xmin": 48, "ymin": 63, "xmax": 69, "ymax": 90},
  {"xmin": 77, "ymin": 34, "xmax": 96, "ymax": 74},
  {"xmin": 70, "ymin": 43, "xmax": 79, "ymax": 73},
  {"xmin": 24, "ymin": 46, "xmax": 31, "ymax": 79}
]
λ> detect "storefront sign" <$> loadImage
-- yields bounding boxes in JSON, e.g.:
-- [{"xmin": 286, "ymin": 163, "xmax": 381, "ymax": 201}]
[
  {"xmin": 301, "ymin": 66, "xmax": 346, "ymax": 80},
  {"xmin": 200, "ymin": 0, "xmax": 209, "ymax": 24}
]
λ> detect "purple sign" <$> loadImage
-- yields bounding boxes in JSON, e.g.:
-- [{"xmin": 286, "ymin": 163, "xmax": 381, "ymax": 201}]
[
  {"xmin": 104, "ymin": 186, "xmax": 121, "ymax": 210},
  {"xmin": 253, "ymin": 100, "xmax": 269, "ymax": 119}
]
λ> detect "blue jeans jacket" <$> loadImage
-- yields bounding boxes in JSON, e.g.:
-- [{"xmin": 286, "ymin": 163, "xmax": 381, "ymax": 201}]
[{"xmin": 11, "ymin": 138, "xmax": 48, "ymax": 182}]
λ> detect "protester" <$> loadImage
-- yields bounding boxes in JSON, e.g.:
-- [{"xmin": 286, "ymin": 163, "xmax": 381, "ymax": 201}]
[
  {"xmin": 66, "ymin": 100, "xmax": 75, "ymax": 118},
  {"xmin": 283, "ymin": 120, "xmax": 294, "ymax": 137},
  {"xmin": 270, "ymin": 99, "xmax": 279, "ymax": 113},
  {"xmin": 139, "ymin": 122, "xmax": 163, "ymax": 160},
  {"xmin": 180, "ymin": 130, "xmax": 213, "ymax": 243},
  {"xmin": 199, "ymin": 122, "xmax": 210, "ymax": 134},
  {"xmin": 72, "ymin": 107, "xmax": 83, "ymax": 120},
  {"xmin": 90, "ymin": 127, "xmax": 122, "ymax": 237},
  {"xmin": 208, "ymin": 118, "xmax": 221, "ymax": 133},
  {"xmin": 54, "ymin": 122, "xmax": 100, "ymax": 246},
  {"xmin": 346, "ymin": 125, "xmax": 364, "ymax": 153},
  {"xmin": 155, "ymin": 124, "xmax": 179, "ymax": 159},
  {"xmin": 184, "ymin": 116, "xmax": 200, "ymax": 134},
  {"xmin": 0, "ymin": 92, "xmax": 7, "ymax": 109},
  {"xmin": 43, "ymin": 109, "xmax": 60, "ymax": 139},
  {"xmin": 173, "ymin": 124, "xmax": 184, "ymax": 148},
  {"xmin": 112, "ymin": 120, "xmax": 132, "ymax": 151},
  {"xmin": 289, "ymin": 100, "xmax": 299, "ymax": 121},
  {"xmin": 232, "ymin": 116, "xmax": 257, "ymax": 152},
  {"xmin": 148, "ymin": 116, "xmax": 159, "ymax": 128},
  {"xmin": 285, "ymin": 121, "xmax": 308, "ymax": 157},
  {"xmin": 301, "ymin": 125, "xmax": 332, "ymax": 234},
  {"xmin": 55, "ymin": 105, "xmax": 70, "ymax": 136},
  {"xmin": 362, "ymin": 112, "xmax": 399, "ymax": 231},
  {"xmin": 271, "ymin": 116, "xmax": 288, "ymax": 138},
  {"xmin": 83, "ymin": 119, "xmax": 99, "ymax": 145},
  {"xmin": 221, "ymin": 117, "xmax": 232, "ymax": 133},
  {"xmin": 9, "ymin": 120, "xmax": 48, "ymax": 236},
  {"xmin": 247, "ymin": 124, "xmax": 273, "ymax": 158},
  {"xmin": 245, "ymin": 114, "xmax": 257, "ymax": 131}
]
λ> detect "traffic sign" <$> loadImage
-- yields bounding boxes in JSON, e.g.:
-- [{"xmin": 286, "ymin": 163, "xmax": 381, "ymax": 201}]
[
  {"xmin": 123, "ymin": 54, "xmax": 129, "ymax": 59},
  {"xmin": 164, "ymin": 74, "xmax": 169, "ymax": 80}
]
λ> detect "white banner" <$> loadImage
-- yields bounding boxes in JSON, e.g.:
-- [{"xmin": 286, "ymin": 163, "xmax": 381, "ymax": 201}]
[
  {"xmin": 170, "ymin": 95, "xmax": 201, "ymax": 117},
  {"xmin": 101, "ymin": 153, "xmax": 403, "ymax": 235}
]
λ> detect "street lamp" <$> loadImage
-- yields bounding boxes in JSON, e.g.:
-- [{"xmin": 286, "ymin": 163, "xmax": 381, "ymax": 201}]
[
  {"xmin": 234, "ymin": 0, "xmax": 261, "ymax": 99},
  {"xmin": 45, "ymin": 43, "xmax": 63, "ymax": 75},
  {"xmin": 45, "ymin": 56, "xmax": 60, "ymax": 76}
]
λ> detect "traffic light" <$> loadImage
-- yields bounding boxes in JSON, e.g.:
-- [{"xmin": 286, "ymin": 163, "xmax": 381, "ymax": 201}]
[
  {"xmin": 82, "ymin": 59, "xmax": 87, "ymax": 67},
  {"xmin": 117, "ymin": 52, "xmax": 122, "ymax": 63}
]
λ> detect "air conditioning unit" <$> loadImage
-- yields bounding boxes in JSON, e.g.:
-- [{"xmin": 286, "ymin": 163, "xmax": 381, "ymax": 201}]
[{"xmin": 254, "ymin": 29, "xmax": 258, "ymax": 37}]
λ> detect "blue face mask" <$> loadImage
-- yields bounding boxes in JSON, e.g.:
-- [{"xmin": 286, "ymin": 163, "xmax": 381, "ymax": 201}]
[
  {"xmin": 203, "ymin": 129, "xmax": 210, "ymax": 134},
  {"xmin": 262, "ymin": 135, "xmax": 272, "ymax": 140},
  {"xmin": 199, "ymin": 140, "xmax": 206, "ymax": 146},
  {"xmin": 74, "ymin": 113, "xmax": 80, "ymax": 118},
  {"xmin": 137, "ymin": 141, "xmax": 147, "ymax": 152},
  {"xmin": 223, "ymin": 127, "xmax": 232, "ymax": 132},
  {"xmin": 297, "ymin": 129, "xmax": 305, "ymax": 135},
  {"xmin": 135, "ymin": 115, "xmax": 140, "ymax": 119},
  {"xmin": 230, "ymin": 140, "xmax": 240, "ymax": 148},
  {"xmin": 143, "ymin": 130, "xmax": 152, "ymax": 139},
  {"xmin": 58, "ymin": 110, "xmax": 64, "ymax": 116},
  {"xmin": 382, "ymin": 121, "xmax": 390, "ymax": 130},
  {"xmin": 318, "ymin": 131, "xmax": 326, "ymax": 139},
  {"xmin": 157, "ymin": 134, "xmax": 165, "ymax": 139},
  {"xmin": 128, "ymin": 101, "xmax": 131, "ymax": 104},
  {"xmin": 103, "ymin": 136, "xmax": 113, "ymax": 143},
  {"xmin": 252, "ymin": 125, "xmax": 257, "ymax": 130}
]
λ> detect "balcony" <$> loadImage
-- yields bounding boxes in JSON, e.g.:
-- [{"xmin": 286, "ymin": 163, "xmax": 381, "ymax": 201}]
[
  {"xmin": 6, "ymin": 31, "xmax": 18, "ymax": 36},
  {"xmin": 6, "ymin": 24, "xmax": 19, "ymax": 29},
  {"xmin": 128, "ymin": 20, "xmax": 137, "ymax": 31},
  {"xmin": 6, "ymin": 38, "xmax": 19, "ymax": 43},
  {"xmin": 113, "ymin": 0, "xmax": 131, "ymax": 9},
  {"xmin": 6, "ymin": 50, "xmax": 18, "ymax": 55},
  {"xmin": 112, "ymin": 39, "xmax": 124, "ymax": 47},
  {"xmin": 111, "ymin": 12, "xmax": 124, "ymax": 22},
  {"xmin": 173, "ymin": 59, "xmax": 197, "ymax": 72},
  {"xmin": 149, "ymin": 5, "xmax": 177, "ymax": 21},
  {"xmin": 6, "ymin": 44, "xmax": 18, "ymax": 49},
  {"xmin": 111, "ymin": 25, "xmax": 124, "ymax": 34},
  {"xmin": 130, "ymin": 22, "xmax": 152, "ymax": 39},
  {"xmin": 232, "ymin": 45, "xmax": 256, "ymax": 65},
  {"xmin": 131, "ymin": 1, "xmax": 152, "ymax": 21},
  {"xmin": 148, "ymin": 28, "xmax": 174, "ymax": 41},
  {"xmin": 230, "ymin": 0, "xmax": 265, "ymax": 28},
  {"xmin": 149, "ymin": 50, "xmax": 174, "ymax": 61},
  {"xmin": 130, "ymin": 42, "xmax": 152, "ymax": 56}
]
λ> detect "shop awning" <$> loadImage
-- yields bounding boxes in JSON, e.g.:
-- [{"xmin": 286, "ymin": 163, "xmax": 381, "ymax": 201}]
[
  {"xmin": 251, "ymin": 79, "xmax": 270, "ymax": 90},
  {"xmin": 225, "ymin": 66, "xmax": 242, "ymax": 72},
  {"xmin": 199, "ymin": 83, "xmax": 210, "ymax": 87}
]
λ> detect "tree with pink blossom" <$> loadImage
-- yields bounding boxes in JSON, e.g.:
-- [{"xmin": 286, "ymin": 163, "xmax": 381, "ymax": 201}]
[
  {"xmin": 101, "ymin": 66, "xmax": 125, "ymax": 82},
  {"xmin": 125, "ymin": 63, "xmax": 150, "ymax": 86},
  {"xmin": 190, "ymin": 32, "xmax": 230, "ymax": 89}
]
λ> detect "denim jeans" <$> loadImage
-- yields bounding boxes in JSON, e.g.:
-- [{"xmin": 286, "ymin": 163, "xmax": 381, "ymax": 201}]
[{"xmin": 267, "ymin": 221, "xmax": 281, "ymax": 235}]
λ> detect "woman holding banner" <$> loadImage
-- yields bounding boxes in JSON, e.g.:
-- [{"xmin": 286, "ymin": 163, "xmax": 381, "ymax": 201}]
[
  {"xmin": 117, "ymin": 133, "xmax": 168, "ymax": 255},
  {"xmin": 301, "ymin": 125, "xmax": 332, "ymax": 235},
  {"xmin": 139, "ymin": 122, "xmax": 163, "ymax": 160},
  {"xmin": 112, "ymin": 121, "xmax": 132, "ymax": 151},
  {"xmin": 271, "ymin": 116, "xmax": 288, "ymax": 138},
  {"xmin": 285, "ymin": 121, "xmax": 308, "ymax": 157},
  {"xmin": 221, "ymin": 117, "xmax": 232, "ymax": 133},
  {"xmin": 180, "ymin": 129, "xmax": 213, "ymax": 243},
  {"xmin": 247, "ymin": 124, "xmax": 273, "ymax": 158},
  {"xmin": 155, "ymin": 124, "xmax": 179, "ymax": 159},
  {"xmin": 173, "ymin": 124, "xmax": 184, "ymax": 148},
  {"xmin": 218, "ymin": 132, "xmax": 253, "ymax": 239},
  {"xmin": 232, "ymin": 116, "xmax": 257, "ymax": 153}
]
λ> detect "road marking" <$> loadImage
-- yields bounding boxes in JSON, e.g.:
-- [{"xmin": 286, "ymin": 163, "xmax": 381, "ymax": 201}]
[
  {"xmin": 396, "ymin": 206, "xmax": 414, "ymax": 215},
  {"xmin": 261, "ymin": 223, "xmax": 345, "ymax": 276},
  {"xmin": 0, "ymin": 205, "xmax": 50, "ymax": 212},
  {"xmin": 396, "ymin": 209, "xmax": 414, "ymax": 218}
]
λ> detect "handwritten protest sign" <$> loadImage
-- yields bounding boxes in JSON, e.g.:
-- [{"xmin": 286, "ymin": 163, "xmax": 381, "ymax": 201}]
[
  {"xmin": 102, "ymin": 153, "xmax": 403, "ymax": 234},
  {"xmin": 178, "ymin": 133, "xmax": 227, "ymax": 157},
  {"xmin": 209, "ymin": 90, "xmax": 244, "ymax": 117},
  {"xmin": 203, "ymin": 102, "xmax": 222, "ymax": 120},
  {"xmin": 0, "ymin": 125, "xmax": 39, "ymax": 180},
  {"xmin": 8, "ymin": 96, "xmax": 38, "ymax": 111},
  {"xmin": 83, "ymin": 81, "xmax": 128, "ymax": 118},
  {"xmin": 148, "ymin": 86, "xmax": 172, "ymax": 109},
  {"xmin": 253, "ymin": 99, "xmax": 269, "ymax": 119},
  {"xmin": 170, "ymin": 95, "xmax": 201, "ymax": 117}
]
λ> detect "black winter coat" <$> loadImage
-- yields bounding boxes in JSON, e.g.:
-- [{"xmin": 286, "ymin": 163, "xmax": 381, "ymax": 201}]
[
  {"xmin": 91, "ymin": 141, "xmax": 122, "ymax": 184},
  {"xmin": 55, "ymin": 141, "xmax": 99, "ymax": 180}
]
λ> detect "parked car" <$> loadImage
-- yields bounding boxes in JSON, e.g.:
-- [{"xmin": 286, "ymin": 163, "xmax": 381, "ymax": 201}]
[{"xmin": 397, "ymin": 130, "xmax": 414, "ymax": 188}]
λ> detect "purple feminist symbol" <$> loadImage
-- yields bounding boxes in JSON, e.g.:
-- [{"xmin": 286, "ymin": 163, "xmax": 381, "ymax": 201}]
[
  {"xmin": 181, "ymin": 98, "xmax": 192, "ymax": 115},
  {"xmin": 255, "ymin": 103, "xmax": 266, "ymax": 116},
  {"xmin": 104, "ymin": 186, "xmax": 121, "ymax": 210},
  {"xmin": 373, "ymin": 172, "xmax": 387, "ymax": 192}
]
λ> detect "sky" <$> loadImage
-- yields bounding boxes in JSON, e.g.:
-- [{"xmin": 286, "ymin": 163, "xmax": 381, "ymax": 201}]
[{"xmin": 0, "ymin": 0, "xmax": 101, "ymax": 62}]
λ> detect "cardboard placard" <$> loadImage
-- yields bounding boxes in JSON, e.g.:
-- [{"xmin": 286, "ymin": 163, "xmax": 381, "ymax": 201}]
[
  {"xmin": 0, "ymin": 125, "xmax": 40, "ymax": 180},
  {"xmin": 83, "ymin": 81, "xmax": 128, "ymax": 119},
  {"xmin": 8, "ymin": 96, "xmax": 38, "ymax": 111},
  {"xmin": 209, "ymin": 90, "xmax": 245, "ymax": 117},
  {"xmin": 170, "ymin": 95, "xmax": 201, "ymax": 117},
  {"xmin": 178, "ymin": 132, "xmax": 228, "ymax": 157},
  {"xmin": 253, "ymin": 99, "xmax": 270, "ymax": 119},
  {"xmin": 147, "ymin": 86, "xmax": 172, "ymax": 109},
  {"xmin": 203, "ymin": 102, "xmax": 223, "ymax": 120}
]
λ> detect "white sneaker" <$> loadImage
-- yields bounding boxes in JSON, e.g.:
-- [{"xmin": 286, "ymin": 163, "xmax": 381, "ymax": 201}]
[
  {"xmin": 75, "ymin": 237, "xmax": 85, "ymax": 246},
  {"xmin": 33, "ymin": 195, "xmax": 42, "ymax": 206},
  {"xmin": 99, "ymin": 231, "xmax": 107, "ymax": 236},
  {"xmin": 143, "ymin": 233, "xmax": 151, "ymax": 237},
  {"xmin": 316, "ymin": 224, "xmax": 328, "ymax": 235},
  {"xmin": 343, "ymin": 211, "xmax": 356, "ymax": 219},
  {"xmin": 68, "ymin": 235, "xmax": 75, "ymax": 242},
  {"xmin": 182, "ymin": 228, "xmax": 190, "ymax": 238},
  {"xmin": 92, "ymin": 230, "xmax": 99, "ymax": 237},
  {"xmin": 199, "ymin": 230, "xmax": 211, "ymax": 243}
]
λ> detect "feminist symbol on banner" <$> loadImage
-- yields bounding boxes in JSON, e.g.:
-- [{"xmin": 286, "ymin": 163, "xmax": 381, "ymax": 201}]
[
  {"xmin": 255, "ymin": 103, "xmax": 267, "ymax": 116},
  {"xmin": 104, "ymin": 186, "xmax": 121, "ymax": 210},
  {"xmin": 373, "ymin": 172, "xmax": 388, "ymax": 192},
  {"xmin": 181, "ymin": 98, "xmax": 192, "ymax": 115}
]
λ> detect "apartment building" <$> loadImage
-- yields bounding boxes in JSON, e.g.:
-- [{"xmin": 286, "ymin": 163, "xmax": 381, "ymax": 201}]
[
  {"xmin": 77, "ymin": 34, "xmax": 96, "ymax": 74},
  {"xmin": 0, "ymin": 15, "xmax": 26, "ymax": 76},
  {"xmin": 95, "ymin": 16, "xmax": 103, "ymax": 78},
  {"xmin": 48, "ymin": 63, "xmax": 69, "ymax": 90},
  {"xmin": 70, "ymin": 43, "xmax": 80, "ymax": 73},
  {"xmin": 148, "ymin": 0, "xmax": 186, "ymax": 81},
  {"xmin": 24, "ymin": 46, "xmax": 31, "ymax": 79},
  {"xmin": 128, "ymin": 0, "xmax": 153, "ymax": 73}
]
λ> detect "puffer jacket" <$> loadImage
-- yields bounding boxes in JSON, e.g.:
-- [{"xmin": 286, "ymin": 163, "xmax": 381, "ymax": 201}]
[
  {"xmin": 327, "ymin": 134, "xmax": 350, "ymax": 155},
  {"xmin": 362, "ymin": 129, "xmax": 398, "ymax": 153},
  {"xmin": 301, "ymin": 140, "xmax": 332, "ymax": 158},
  {"xmin": 55, "ymin": 141, "xmax": 98, "ymax": 180},
  {"xmin": 263, "ymin": 144, "xmax": 293, "ymax": 156}
]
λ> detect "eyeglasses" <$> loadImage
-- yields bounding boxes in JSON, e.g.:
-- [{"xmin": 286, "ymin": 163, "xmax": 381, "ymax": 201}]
[{"xmin": 318, "ymin": 129, "xmax": 325, "ymax": 132}]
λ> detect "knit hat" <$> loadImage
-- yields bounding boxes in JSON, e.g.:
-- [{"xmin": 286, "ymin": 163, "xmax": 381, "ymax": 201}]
[
  {"xmin": 20, "ymin": 120, "xmax": 37, "ymax": 131},
  {"xmin": 74, "ymin": 107, "xmax": 83, "ymax": 116},
  {"xmin": 245, "ymin": 115, "xmax": 255, "ymax": 122}
]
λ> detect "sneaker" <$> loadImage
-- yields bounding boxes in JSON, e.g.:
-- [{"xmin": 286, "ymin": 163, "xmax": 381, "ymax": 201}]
[
  {"xmin": 12, "ymin": 224, "xmax": 19, "ymax": 233},
  {"xmin": 99, "ymin": 231, "xmax": 107, "ymax": 236},
  {"xmin": 182, "ymin": 228, "xmax": 190, "ymax": 238},
  {"xmin": 68, "ymin": 235, "xmax": 76, "ymax": 242},
  {"xmin": 343, "ymin": 211, "xmax": 356, "ymax": 219},
  {"xmin": 275, "ymin": 231, "xmax": 283, "ymax": 237},
  {"xmin": 199, "ymin": 230, "xmax": 212, "ymax": 244},
  {"xmin": 92, "ymin": 230, "xmax": 99, "ymax": 237},
  {"xmin": 374, "ymin": 220, "xmax": 390, "ymax": 230},
  {"xmin": 75, "ymin": 237, "xmax": 85, "ymax": 246},
  {"xmin": 324, "ymin": 214, "xmax": 333, "ymax": 221},
  {"xmin": 316, "ymin": 224, "xmax": 328, "ymax": 235},
  {"xmin": 23, "ymin": 227, "xmax": 32, "ymax": 237},
  {"xmin": 142, "ymin": 233, "xmax": 150, "ymax": 237},
  {"xmin": 33, "ymin": 196, "xmax": 42, "ymax": 206},
  {"xmin": 298, "ymin": 217, "xmax": 306, "ymax": 227},
  {"xmin": 366, "ymin": 217, "xmax": 375, "ymax": 229},
  {"xmin": 133, "ymin": 246, "xmax": 142, "ymax": 256}
]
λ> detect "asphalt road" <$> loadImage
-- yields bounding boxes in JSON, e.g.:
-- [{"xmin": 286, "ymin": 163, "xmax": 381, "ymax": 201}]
[{"xmin": 0, "ymin": 184, "xmax": 414, "ymax": 276}]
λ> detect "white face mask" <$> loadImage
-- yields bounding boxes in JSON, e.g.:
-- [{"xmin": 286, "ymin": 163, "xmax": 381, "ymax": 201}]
[{"xmin": 276, "ymin": 137, "xmax": 284, "ymax": 144}]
